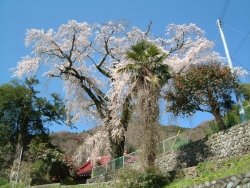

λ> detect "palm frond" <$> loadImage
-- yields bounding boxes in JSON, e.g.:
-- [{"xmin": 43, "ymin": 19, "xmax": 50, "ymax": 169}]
[{"xmin": 118, "ymin": 39, "xmax": 170, "ymax": 87}]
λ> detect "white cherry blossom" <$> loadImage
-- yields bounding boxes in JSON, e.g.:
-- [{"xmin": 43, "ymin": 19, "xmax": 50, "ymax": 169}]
[{"xmin": 11, "ymin": 20, "xmax": 246, "ymax": 158}]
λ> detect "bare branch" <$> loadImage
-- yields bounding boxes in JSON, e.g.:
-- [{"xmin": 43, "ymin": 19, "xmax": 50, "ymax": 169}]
[{"xmin": 144, "ymin": 21, "xmax": 153, "ymax": 37}]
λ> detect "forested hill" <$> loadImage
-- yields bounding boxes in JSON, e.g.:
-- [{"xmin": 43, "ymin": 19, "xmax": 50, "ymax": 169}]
[
  {"xmin": 50, "ymin": 120, "xmax": 213, "ymax": 157},
  {"xmin": 49, "ymin": 126, "xmax": 101, "ymax": 156}
]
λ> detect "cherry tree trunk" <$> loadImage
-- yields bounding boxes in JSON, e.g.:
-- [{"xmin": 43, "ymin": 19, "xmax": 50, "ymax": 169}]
[{"xmin": 110, "ymin": 136, "xmax": 125, "ymax": 159}]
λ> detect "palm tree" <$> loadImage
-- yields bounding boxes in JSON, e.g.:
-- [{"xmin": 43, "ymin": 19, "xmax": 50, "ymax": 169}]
[
  {"xmin": 118, "ymin": 39, "xmax": 170, "ymax": 169},
  {"xmin": 118, "ymin": 39, "xmax": 170, "ymax": 89}
]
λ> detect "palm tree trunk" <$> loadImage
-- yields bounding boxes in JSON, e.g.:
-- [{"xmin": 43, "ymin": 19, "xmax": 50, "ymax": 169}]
[{"xmin": 138, "ymin": 86, "xmax": 160, "ymax": 169}]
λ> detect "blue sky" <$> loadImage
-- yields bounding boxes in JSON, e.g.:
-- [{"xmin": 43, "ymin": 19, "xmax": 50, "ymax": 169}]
[{"xmin": 0, "ymin": 0, "xmax": 249, "ymax": 132}]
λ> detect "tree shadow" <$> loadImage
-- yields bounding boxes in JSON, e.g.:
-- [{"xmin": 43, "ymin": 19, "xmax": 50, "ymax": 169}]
[{"xmin": 165, "ymin": 137, "xmax": 216, "ymax": 181}]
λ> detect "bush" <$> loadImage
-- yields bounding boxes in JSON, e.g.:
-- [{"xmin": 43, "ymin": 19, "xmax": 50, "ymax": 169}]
[
  {"xmin": 60, "ymin": 177, "xmax": 75, "ymax": 185},
  {"xmin": 208, "ymin": 121, "xmax": 219, "ymax": 133},
  {"xmin": 116, "ymin": 166, "xmax": 170, "ymax": 188},
  {"xmin": 203, "ymin": 129, "xmax": 213, "ymax": 137},
  {"xmin": 30, "ymin": 178, "xmax": 51, "ymax": 186},
  {"xmin": 172, "ymin": 139, "xmax": 190, "ymax": 149},
  {"xmin": 224, "ymin": 110, "xmax": 240, "ymax": 129},
  {"xmin": 31, "ymin": 160, "xmax": 48, "ymax": 180}
]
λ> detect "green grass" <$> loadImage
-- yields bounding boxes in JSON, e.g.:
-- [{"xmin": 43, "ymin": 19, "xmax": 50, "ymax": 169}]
[
  {"xmin": 0, "ymin": 179, "xmax": 8, "ymax": 187},
  {"xmin": 166, "ymin": 153, "xmax": 250, "ymax": 188},
  {"xmin": 0, "ymin": 182, "xmax": 26, "ymax": 188},
  {"xmin": 69, "ymin": 185, "xmax": 109, "ymax": 188}
]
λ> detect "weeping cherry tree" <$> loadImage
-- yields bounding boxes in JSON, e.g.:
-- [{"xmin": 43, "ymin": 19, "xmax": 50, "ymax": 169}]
[{"xmin": 12, "ymin": 20, "xmax": 227, "ymax": 159}]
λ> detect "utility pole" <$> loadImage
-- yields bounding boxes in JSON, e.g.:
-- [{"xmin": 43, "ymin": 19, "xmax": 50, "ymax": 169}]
[{"xmin": 217, "ymin": 19, "xmax": 246, "ymax": 123}]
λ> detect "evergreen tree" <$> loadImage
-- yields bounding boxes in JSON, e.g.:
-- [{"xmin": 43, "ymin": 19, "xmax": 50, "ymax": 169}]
[{"xmin": 0, "ymin": 78, "xmax": 66, "ymax": 177}]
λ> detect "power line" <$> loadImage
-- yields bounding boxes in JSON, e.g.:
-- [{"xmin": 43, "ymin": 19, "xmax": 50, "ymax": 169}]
[
  {"xmin": 232, "ymin": 30, "xmax": 250, "ymax": 57},
  {"xmin": 232, "ymin": 58, "xmax": 250, "ymax": 72},
  {"xmin": 220, "ymin": 0, "xmax": 231, "ymax": 21},
  {"xmin": 214, "ymin": 29, "xmax": 220, "ymax": 44},
  {"xmin": 224, "ymin": 24, "xmax": 250, "ymax": 38}
]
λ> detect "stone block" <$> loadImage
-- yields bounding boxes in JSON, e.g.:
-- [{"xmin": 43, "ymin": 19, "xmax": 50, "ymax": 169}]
[{"xmin": 241, "ymin": 178, "xmax": 249, "ymax": 184}]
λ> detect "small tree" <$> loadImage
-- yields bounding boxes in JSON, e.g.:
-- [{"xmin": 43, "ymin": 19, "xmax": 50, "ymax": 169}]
[
  {"xmin": 241, "ymin": 83, "xmax": 250, "ymax": 120},
  {"xmin": 29, "ymin": 137, "xmax": 77, "ymax": 181},
  {"xmin": 241, "ymin": 83, "xmax": 250, "ymax": 103},
  {"xmin": 224, "ymin": 83, "xmax": 250, "ymax": 127},
  {"xmin": 165, "ymin": 62, "xmax": 240, "ymax": 131}
]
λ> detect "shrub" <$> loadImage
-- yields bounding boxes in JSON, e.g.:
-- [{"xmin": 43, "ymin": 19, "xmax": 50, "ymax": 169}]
[
  {"xmin": 208, "ymin": 121, "xmax": 219, "ymax": 134},
  {"xmin": 172, "ymin": 139, "xmax": 189, "ymax": 149},
  {"xmin": 224, "ymin": 110, "xmax": 240, "ymax": 129},
  {"xmin": 116, "ymin": 166, "xmax": 170, "ymax": 188},
  {"xmin": 31, "ymin": 160, "xmax": 48, "ymax": 180},
  {"xmin": 60, "ymin": 177, "xmax": 75, "ymax": 185},
  {"xmin": 203, "ymin": 129, "xmax": 213, "ymax": 137}
]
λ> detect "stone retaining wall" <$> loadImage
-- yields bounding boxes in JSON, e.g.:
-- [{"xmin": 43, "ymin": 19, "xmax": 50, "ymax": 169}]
[
  {"xmin": 185, "ymin": 170, "xmax": 250, "ymax": 188},
  {"xmin": 88, "ymin": 120, "xmax": 250, "ymax": 184},
  {"xmin": 157, "ymin": 120, "xmax": 250, "ymax": 172}
]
